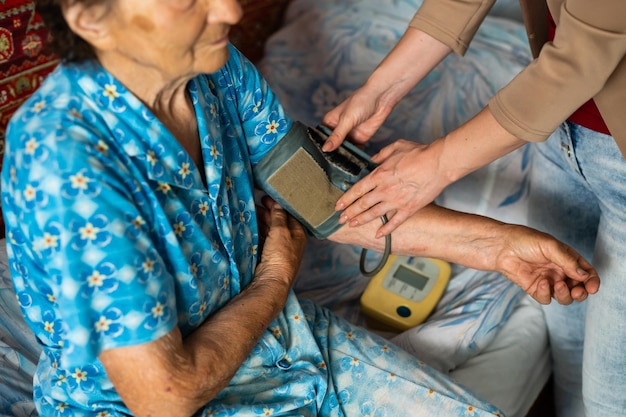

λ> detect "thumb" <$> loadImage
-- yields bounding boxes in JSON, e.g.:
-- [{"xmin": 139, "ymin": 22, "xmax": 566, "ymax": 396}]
[
  {"xmin": 550, "ymin": 244, "xmax": 600, "ymax": 293},
  {"xmin": 371, "ymin": 142, "xmax": 397, "ymax": 163},
  {"xmin": 322, "ymin": 123, "xmax": 351, "ymax": 152},
  {"xmin": 269, "ymin": 203, "xmax": 288, "ymax": 229}
]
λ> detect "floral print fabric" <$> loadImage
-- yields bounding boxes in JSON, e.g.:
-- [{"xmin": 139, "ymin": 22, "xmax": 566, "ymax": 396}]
[{"xmin": 1, "ymin": 45, "xmax": 501, "ymax": 416}]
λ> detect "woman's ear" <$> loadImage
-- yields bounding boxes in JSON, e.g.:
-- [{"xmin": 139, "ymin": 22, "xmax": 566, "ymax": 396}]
[{"xmin": 61, "ymin": 0, "xmax": 115, "ymax": 51}]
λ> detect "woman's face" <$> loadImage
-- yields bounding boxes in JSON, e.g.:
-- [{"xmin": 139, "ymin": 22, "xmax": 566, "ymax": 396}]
[{"xmin": 96, "ymin": 0, "xmax": 243, "ymax": 80}]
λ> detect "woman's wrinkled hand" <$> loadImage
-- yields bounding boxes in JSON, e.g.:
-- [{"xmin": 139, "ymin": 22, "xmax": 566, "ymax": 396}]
[
  {"xmin": 255, "ymin": 196, "xmax": 307, "ymax": 288},
  {"xmin": 494, "ymin": 224, "xmax": 600, "ymax": 305}
]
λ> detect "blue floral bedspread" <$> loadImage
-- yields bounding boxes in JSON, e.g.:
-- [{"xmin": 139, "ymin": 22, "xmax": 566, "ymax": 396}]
[{"xmin": 0, "ymin": 241, "xmax": 39, "ymax": 417}]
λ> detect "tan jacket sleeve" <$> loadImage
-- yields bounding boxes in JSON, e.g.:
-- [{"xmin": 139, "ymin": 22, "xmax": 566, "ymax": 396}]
[
  {"xmin": 408, "ymin": 0, "xmax": 496, "ymax": 55},
  {"xmin": 489, "ymin": 0, "xmax": 626, "ymax": 142}
]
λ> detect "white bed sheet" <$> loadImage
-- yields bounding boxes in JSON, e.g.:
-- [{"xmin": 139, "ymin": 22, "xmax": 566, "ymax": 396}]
[{"xmin": 452, "ymin": 296, "xmax": 551, "ymax": 417}]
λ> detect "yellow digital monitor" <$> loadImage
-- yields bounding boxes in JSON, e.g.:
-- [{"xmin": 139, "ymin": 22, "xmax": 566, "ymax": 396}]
[{"xmin": 360, "ymin": 255, "xmax": 451, "ymax": 331}]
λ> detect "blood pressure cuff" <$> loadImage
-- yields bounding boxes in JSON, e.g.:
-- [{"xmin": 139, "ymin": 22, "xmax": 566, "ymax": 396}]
[{"xmin": 254, "ymin": 121, "xmax": 377, "ymax": 239}]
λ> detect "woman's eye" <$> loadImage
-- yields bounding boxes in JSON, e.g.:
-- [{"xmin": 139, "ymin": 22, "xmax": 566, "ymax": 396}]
[{"xmin": 165, "ymin": 0, "xmax": 197, "ymax": 11}]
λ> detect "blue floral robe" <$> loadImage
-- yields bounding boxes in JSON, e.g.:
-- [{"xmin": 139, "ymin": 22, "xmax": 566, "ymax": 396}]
[{"xmin": 1, "ymin": 45, "xmax": 502, "ymax": 417}]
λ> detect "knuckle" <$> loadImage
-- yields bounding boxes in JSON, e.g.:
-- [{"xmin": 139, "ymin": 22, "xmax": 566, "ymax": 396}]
[
  {"xmin": 371, "ymin": 166, "xmax": 389, "ymax": 178},
  {"xmin": 357, "ymin": 197, "xmax": 372, "ymax": 210}
]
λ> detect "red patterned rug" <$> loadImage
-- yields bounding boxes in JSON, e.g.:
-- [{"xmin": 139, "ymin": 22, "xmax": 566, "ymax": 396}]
[
  {"xmin": 1, "ymin": 0, "xmax": 59, "ymax": 162},
  {"xmin": 1, "ymin": 0, "xmax": 59, "ymax": 233}
]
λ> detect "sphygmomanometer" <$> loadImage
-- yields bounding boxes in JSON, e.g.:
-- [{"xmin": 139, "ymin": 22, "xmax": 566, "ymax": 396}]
[
  {"xmin": 254, "ymin": 121, "xmax": 450, "ymax": 329},
  {"xmin": 254, "ymin": 120, "xmax": 390, "ymax": 276}
]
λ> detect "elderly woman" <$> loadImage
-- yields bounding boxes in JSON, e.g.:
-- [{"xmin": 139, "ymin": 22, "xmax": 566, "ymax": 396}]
[{"xmin": 1, "ymin": 0, "xmax": 598, "ymax": 416}]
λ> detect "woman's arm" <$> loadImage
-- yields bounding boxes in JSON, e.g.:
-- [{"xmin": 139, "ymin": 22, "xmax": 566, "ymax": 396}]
[
  {"xmin": 98, "ymin": 203, "xmax": 307, "ymax": 417},
  {"xmin": 329, "ymin": 202, "xmax": 600, "ymax": 305}
]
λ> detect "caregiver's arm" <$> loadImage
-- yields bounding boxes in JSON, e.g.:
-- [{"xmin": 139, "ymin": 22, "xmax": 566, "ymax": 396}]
[
  {"xmin": 329, "ymin": 203, "xmax": 600, "ymax": 305},
  {"xmin": 98, "ymin": 204, "xmax": 307, "ymax": 417},
  {"xmin": 322, "ymin": 0, "xmax": 497, "ymax": 150},
  {"xmin": 335, "ymin": 107, "xmax": 527, "ymax": 236},
  {"xmin": 322, "ymin": 26, "xmax": 451, "ymax": 150}
]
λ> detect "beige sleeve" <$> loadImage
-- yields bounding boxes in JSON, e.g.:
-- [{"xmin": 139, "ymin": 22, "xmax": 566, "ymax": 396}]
[
  {"xmin": 408, "ymin": 0, "xmax": 496, "ymax": 55},
  {"xmin": 489, "ymin": 0, "xmax": 626, "ymax": 142}
]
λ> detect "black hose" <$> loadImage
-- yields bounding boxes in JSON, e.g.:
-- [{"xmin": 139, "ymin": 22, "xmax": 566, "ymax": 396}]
[{"xmin": 359, "ymin": 214, "xmax": 391, "ymax": 277}]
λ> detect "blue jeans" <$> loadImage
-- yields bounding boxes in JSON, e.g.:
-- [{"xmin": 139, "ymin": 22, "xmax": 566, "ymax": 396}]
[{"xmin": 528, "ymin": 121, "xmax": 626, "ymax": 417}]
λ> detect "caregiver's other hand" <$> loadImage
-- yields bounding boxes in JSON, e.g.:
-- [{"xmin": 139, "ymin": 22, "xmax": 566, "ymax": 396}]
[
  {"xmin": 321, "ymin": 27, "xmax": 452, "ymax": 153},
  {"xmin": 321, "ymin": 84, "xmax": 395, "ymax": 152},
  {"xmin": 493, "ymin": 224, "xmax": 600, "ymax": 305},
  {"xmin": 336, "ymin": 139, "xmax": 451, "ymax": 237}
]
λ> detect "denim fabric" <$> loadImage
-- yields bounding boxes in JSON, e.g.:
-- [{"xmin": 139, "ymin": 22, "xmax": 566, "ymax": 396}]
[{"xmin": 528, "ymin": 121, "xmax": 626, "ymax": 417}]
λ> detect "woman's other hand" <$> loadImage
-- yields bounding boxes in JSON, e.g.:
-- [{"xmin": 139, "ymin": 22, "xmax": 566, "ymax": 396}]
[
  {"xmin": 100, "ymin": 200, "xmax": 307, "ymax": 417},
  {"xmin": 492, "ymin": 224, "xmax": 600, "ymax": 305},
  {"xmin": 255, "ymin": 196, "xmax": 307, "ymax": 288}
]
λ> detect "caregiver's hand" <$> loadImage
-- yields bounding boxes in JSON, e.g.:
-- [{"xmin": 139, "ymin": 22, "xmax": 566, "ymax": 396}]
[
  {"xmin": 336, "ymin": 139, "xmax": 451, "ymax": 238},
  {"xmin": 321, "ymin": 82, "xmax": 395, "ymax": 152},
  {"xmin": 321, "ymin": 27, "xmax": 452, "ymax": 153},
  {"xmin": 333, "ymin": 106, "xmax": 527, "ymax": 238}
]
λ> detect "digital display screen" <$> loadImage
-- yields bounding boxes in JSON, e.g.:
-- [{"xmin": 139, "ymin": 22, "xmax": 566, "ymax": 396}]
[{"xmin": 393, "ymin": 264, "xmax": 429, "ymax": 290}]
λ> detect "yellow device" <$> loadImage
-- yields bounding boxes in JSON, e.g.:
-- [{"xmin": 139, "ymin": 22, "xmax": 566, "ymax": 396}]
[{"xmin": 360, "ymin": 255, "xmax": 451, "ymax": 331}]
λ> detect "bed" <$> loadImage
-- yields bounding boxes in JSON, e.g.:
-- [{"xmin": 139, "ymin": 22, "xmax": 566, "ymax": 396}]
[{"xmin": 0, "ymin": 0, "xmax": 552, "ymax": 416}]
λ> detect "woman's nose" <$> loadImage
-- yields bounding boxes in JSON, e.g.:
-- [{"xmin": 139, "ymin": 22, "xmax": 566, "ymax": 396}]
[{"xmin": 207, "ymin": 0, "xmax": 243, "ymax": 26}]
